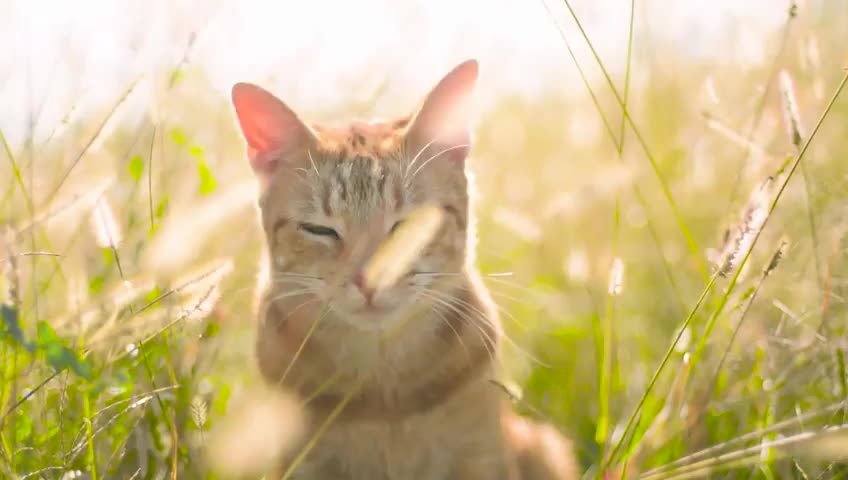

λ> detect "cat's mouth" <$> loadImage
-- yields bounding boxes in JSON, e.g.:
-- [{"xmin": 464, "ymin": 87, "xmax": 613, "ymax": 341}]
[
  {"xmin": 359, "ymin": 294, "xmax": 415, "ymax": 314},
  {"xmin": 330, "ymin": 296, "xmax": 412, "ymax": 324},
  {"xmin": 352, "ymin": 304, "xmax": 391, "ymax": 314}
]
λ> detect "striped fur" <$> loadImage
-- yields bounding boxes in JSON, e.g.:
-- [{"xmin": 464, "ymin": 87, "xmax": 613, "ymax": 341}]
[{"xmin": 233, "ymin": 60, "xmax": 577, "ymax": 479}]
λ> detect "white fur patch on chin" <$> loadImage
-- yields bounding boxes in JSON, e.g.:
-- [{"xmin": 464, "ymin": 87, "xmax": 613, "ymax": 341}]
[
  {"xmin": 338, "ymin": 309, "xmax": 404, "ymax": 332},
  {"xmin": 329, "ymin": 287, "xmax": 430, "ymax": 334}
]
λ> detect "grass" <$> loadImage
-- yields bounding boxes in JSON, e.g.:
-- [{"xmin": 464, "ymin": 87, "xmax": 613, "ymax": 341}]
[{"xmin": 2, "ymin": 0, "xmax": 848, "ymax": 478}]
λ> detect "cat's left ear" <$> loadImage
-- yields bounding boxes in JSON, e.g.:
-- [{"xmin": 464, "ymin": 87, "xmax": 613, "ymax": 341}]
[
  {"xmin": 231, "ymin": 82, "xmax": 316, "ymax": 176},
  {"xmin": 406, "ymin": 59, "xmax": 479, "ymax": 167}
]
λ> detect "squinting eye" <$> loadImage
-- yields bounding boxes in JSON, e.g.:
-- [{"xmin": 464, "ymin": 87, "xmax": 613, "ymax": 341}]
[
  {"xmin": 390, "ymin": 220, "xmax": 404, "ymax": 234},
  {"xmin": 299, "ymin": 223, "xmax": 341, "ymax": 240}
]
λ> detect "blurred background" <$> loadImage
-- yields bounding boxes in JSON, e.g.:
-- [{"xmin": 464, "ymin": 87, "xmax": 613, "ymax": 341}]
[{"xmin": 1, "ymin": 0, "xmax": 848, "ymax": 478}]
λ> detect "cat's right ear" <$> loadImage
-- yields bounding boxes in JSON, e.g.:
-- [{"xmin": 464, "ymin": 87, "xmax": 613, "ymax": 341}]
[
  {"xmin": 231, "ymin": 83, "xmax": 315, "ymax": 175},
  {"xmin": 405, "ymin": 59, "xmax": 479, "ymax": 168}
]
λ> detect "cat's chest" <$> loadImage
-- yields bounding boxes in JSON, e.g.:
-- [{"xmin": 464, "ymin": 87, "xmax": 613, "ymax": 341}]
[
  {"xmin": 295, "ymin": 420, "xmax": 455, "ymax": 480},
  {"xmin": 291, "ymin": 383, "xmax": 504, "ymax": 480}
]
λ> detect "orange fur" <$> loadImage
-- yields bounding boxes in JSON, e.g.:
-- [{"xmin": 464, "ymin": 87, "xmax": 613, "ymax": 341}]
[{"xmin": 233, "ymin": 60, "xmax": 578, "ymax": 479}]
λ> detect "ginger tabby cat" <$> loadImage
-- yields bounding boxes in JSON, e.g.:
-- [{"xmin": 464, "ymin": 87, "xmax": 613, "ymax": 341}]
[{"xmin": 231, "ymin": 59, "xmax": 578, "ymax": 480}]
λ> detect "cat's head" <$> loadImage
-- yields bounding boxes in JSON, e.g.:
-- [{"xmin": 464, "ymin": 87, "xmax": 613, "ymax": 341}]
[{"xmin": 231, "ymin": 60, "xmax": 479, "ymax": 330}]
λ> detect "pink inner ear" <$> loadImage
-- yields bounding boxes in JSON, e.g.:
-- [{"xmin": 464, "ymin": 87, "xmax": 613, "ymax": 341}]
[
  {"xmin": 433, "ymin": 132, "xmax": 470, "ymax": 166},
  {"xmin": 407, "ymin": 59, "xmax": 479, "ymax": 167},
  {"xmin": 231, "ymin": 83, "xmax": 311, "ymax": 173}
]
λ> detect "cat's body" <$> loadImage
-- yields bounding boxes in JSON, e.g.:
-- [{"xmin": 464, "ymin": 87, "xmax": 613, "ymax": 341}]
[
  {"xmin": 232, "ymin": 60, "xmax": 577, "ymax": 480},
  {"xmin": 257, "ymin": 271, "xmax": 516, "ymax": 479}
]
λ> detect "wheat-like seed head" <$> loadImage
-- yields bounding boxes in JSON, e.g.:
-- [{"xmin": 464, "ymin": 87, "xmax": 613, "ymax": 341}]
[
  {"xmin": 764, "ymin": 237, "xmax": 790, "ymax": 276},
  {"xmin": 206, "ymin": 387, "xmax": 305, "ymax": 477},
  {"xmin": 778, "ymin": 69, "xmax": 804, "ymax": 148},
  {"xmin": 607, "ymin": 257, "xmax": 624, "ymax": 296},
  {"xmin": 190, "ymin": 395, "xmax": 208, "ymax": 429},
  {"xmin": 91, "ymin": 196, "xmax": 122, "ymax": 248},
  {"xmin": 361, "ymin": 204, "xmax": 444, "ymax": 293},
  {"xmin": 717, "ymin": 177, "xmax": 774, "ymax": 277}
]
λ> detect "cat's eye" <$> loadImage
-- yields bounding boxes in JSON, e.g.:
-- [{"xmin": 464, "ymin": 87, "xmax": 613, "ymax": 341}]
[
  {"xmin": 390, "ymin": 220, "xmax": 404, "ymax": 234},
  {"xmin": 299, "ymin": 222, "xmax": 340, "ymax": 240}
]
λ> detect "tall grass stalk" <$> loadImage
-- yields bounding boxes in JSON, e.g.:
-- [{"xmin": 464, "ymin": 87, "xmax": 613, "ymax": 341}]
[
  {"xmin": 639, "ymin": 424, "xmax": 848, "ymax": 480},
  {"xmin": 687, "ymin": 71, "xmax": 848, "ymax": 375},
  {"xmin": 541, "ymin": 0, "xmax": 687, "ymax": 317},
  {"xmin": 609, "ymin": 69, "xmax": 848, "ymax": 477},
  {"xmin": 596, "ymin": 0, "xmax": 634, "ymax": 456},
  {"xmin": 642, "ymin": 400, "xmax": 848, "ymax": 476},
  {"xmin": 596, "ymin": 207, "xmax": 620, "ymax": 451},
  {"xmin": 779, "ymin": 69, "xmax": 823, "ymax": 290},
  {"xmin": 45, "ymin": 79, "xmax": 140, "ymax": 205},
  {"xmin": 558, "ymin": 0, "xmax": 705, "ymax": 281},
  {"xmin": 83, "ymin": 390, "xmax": 98, "ymax": 480},
  {"xmin": 280, "ymin": 377, "xmax": 365, "ymax": 480},
  {"xmin": 601, "ymin": 272, "xmax": 720, "ymax": 472},
  {"xmin": 725, "ymin": 2, "xmax": 797, "ymax": 210}
]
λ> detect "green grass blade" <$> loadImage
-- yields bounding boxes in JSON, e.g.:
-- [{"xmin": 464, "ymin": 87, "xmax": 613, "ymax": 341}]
[
  {"xmin": 44, "ymin": 78, "xmax": 140, "ymax": 205},
  {"xmin": 0, "ymin": 130, "xmax": 34, "ymax": 216},
  {"xmin": 611, "ymin": 69, "xmax": 848, "ymax": 472},
  {"xmin": 597, "ymin": 0, "xmax": 635, "ymax": 455},
  {"xmin": 596, "ymin": 204, "xmax": 620, "ymax": 451},
  {"xmin": 602, "ymin": 273, "xmax": 718, "ymax": 471},
  {"xmin": 539, "ymin": 0, "xmax": 686, "ymax": 314},
  {"xmin": 558, "ymin": 0, "xmax": 706, "ymax": 281},
  {"xmin": 688, "ymin": 71, "xmax": 848, "ymax": 374},
  {"xmin": 724, "ymin": 7, "xmax": 796, "ymax": 210}
]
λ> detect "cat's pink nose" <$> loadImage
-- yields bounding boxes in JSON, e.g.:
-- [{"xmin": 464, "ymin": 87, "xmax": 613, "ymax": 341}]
[{"xmin": 353, "ymin": 272, "xmax": 375, "ymax": 305}]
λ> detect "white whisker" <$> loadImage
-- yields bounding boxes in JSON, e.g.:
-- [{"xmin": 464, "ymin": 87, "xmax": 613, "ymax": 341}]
[
  {"xmin": 307, "ymin": 149, "xmax": 322, "ymax": 178},
  {"xmin": 420, "ymin": 286, "xmax": 550, "ymax": 369},
  {"xmin": 271, "ymin": 272, "xmax": 323, "ymax": 280},
  {"xmin": 408, "ymin": 144, "xmax": 471, "ymax": 181},
  {"xmin": 282, "ymin": 163, "xmax": 317, "ymax": 191},
  {"xmin": 414, "ymin": 287, "xmax": 498, "ymax": 365},
  {"xmin": 266, "ymin": 289, "xmax": 321, "ymax": 305},
  {"xmin": 416, "ymin": 291, "xmax": 474, "ymax": 362},
  {"xmin": 405, "ymin": 136, "xmax": 440, "ymax": 175}
]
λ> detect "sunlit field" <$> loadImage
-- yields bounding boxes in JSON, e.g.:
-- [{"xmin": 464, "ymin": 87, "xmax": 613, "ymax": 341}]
[{"xmin": 2, "ymin": 0, "xmax": 848, "ymax": 478}]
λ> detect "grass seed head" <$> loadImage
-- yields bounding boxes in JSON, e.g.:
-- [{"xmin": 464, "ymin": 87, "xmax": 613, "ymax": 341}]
[
  {"xmin": 717, "ymin": 177, "xmax": 774, "ymax": 276},
  {"xmin": 779, "ymin": 69, "xmax": 804, "ymax": 148},
  {"xmin": 91, "ymin": 196, "xmax": 122, "ymax": 248},
  {"xmin": 764, "ymin": 237, "xmax": 790, "ymax": 276},
  {"xmin": 607, "ymin": 257, "xmax": 624, "ymax": 296},
  {"xmin": 361, "ymin": 204, "xmax": 444, "ymax": 293},
  {"xmin": 796, "ymin": 426, "xmax": 848, "ymax": 462},
  {"xmin": 206, "ymin": 387, "xmax": 305, "ymax": 477}
]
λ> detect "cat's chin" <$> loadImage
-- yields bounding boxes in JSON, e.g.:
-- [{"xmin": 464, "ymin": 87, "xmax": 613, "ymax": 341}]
[{"xmin": 330, "ymin": 302, "xmax": 418, "ymax": 332}]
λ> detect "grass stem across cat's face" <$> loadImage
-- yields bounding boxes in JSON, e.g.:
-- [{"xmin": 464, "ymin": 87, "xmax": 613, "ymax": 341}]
[{"xmin": 232, "ymin": 60, "xmax": 479, "ymax": 331}]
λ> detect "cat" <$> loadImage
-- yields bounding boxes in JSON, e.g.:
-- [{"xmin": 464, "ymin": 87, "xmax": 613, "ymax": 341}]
[{"xmin": 231, "ymin": 59, "xmax": 578, "ymax": 480}]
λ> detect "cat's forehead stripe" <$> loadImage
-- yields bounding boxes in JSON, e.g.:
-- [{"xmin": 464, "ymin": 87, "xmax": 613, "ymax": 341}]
[
  {"xmin": 299, "ymin": 121, "xmax": 415, "ymax": 220},
  {"xmin": 318, "ymin": 153, "xmax": 403, "ymax": 218}
]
